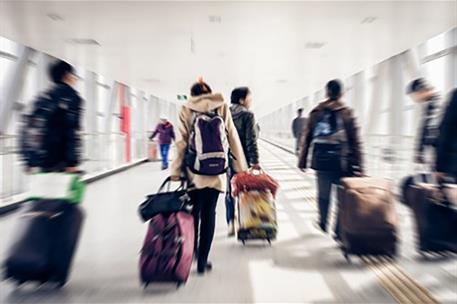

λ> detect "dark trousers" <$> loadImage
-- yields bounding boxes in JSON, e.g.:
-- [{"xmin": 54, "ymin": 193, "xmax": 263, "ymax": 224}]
[
  {"xmin": 159, "ymin": 144, "xmax": 170, "ymax": 168},
  {"xmin": 225, "ymin": 167, "xmax": 235, "ymax": 224},
  {"xmin": 190, "ymin": 188, "xmax": 220, "ymax": 269},
  {"xmin": 316, "ymin": 171, "xmax": 342, "ymax": 235}
]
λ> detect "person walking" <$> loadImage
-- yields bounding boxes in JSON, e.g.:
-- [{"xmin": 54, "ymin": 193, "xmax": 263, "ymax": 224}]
[
  {"xmin": 225, "ymin": 86, "xmax": 260, "ymax": 236},
  {"xmin": 20, "ymin": 60, "xmax": 83, "ymax": 173},
  {"xmin": 292, "ymin": 108, "xmax": 307, "ymax": 155},
  {"xmin": 170, "ymin": 79, "xmax": 247, "ymax": 275},
  {"xmin": 435, "ymin": 89, "xmax": 457, "ymax": 181},
  {"xmin": 298, "ymin": 79, "xmax": 363, "ymax": 239},
  {"xmin": 407, "ymin": 78, "xmax": 441, "ymax": 165},
  {"xmin": 150, "ymin": 116, "xmax": 175, "ymax": 170}
]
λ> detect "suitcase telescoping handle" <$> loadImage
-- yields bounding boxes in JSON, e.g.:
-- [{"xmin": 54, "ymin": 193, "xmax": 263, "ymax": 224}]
[{"xmin": 158, "ymin": 176, "xmax": 188, "ymax": 193}]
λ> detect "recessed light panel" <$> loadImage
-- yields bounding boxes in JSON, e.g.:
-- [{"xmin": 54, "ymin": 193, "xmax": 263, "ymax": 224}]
[
  {"xmin": 66, "ymin": 38, "xmax": 100, "ymax": 46},
  {"xmin": 305, "ymin": 42, "xmax": 325, "ymax": 49}
]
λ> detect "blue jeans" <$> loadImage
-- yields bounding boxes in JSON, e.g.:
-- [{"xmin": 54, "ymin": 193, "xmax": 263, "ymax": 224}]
[
  {"xmin": 316, "ymin": 171, "xmax": 342, "ymax": 235},
  {"xmin": 160, "ymin": 144, "xmax": 170, "ymax": 168},
  {"xmin": 225, "ymin": 166, "xmax": 235, "ymax": 224}
]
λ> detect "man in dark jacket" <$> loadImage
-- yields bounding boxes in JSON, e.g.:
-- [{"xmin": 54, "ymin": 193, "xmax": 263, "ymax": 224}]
[
  {"xmin": 292, "ymin": 108, "xmax": 307, "ymax": 155},
  {"xmin": 435, "ymin": 89, "xmax": 457, "ymax": 180},
  {"xmin": 226, "ymin": 86, "xmax": 260, "ymax": 236},
  {"xmin": 298, "ymin": 80, "xmax": 363, "ymax": 238},
  {"xmin": 25, "ymin": 60, "xmax": 83, "ymax": 173},
  {"xmin": 149, "ymin": 116, "xmax": 175, "ymax": 170},
  {"xmin": 407, "ymin": 78, "xmax": 441, "ymax": 165}
]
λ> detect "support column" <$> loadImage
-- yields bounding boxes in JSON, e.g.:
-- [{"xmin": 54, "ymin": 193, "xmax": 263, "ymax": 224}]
[
  {"xmin": 36, "ymin": 52, "xmax": 52, "ymax": 92},
  {"xmin": 445, "ymin": 27, "xmax": 457, "ymax": 92},
  {"xmin": 388, "ymin": 55, "xmax": 405, "ymax": 144},
  {"xmin": 0, "ymin": 46, "xmax": 34, "ymax": 134},
  {"xmin": 83, "ymin": 71, "xmax": 97, "ymax": 168}
]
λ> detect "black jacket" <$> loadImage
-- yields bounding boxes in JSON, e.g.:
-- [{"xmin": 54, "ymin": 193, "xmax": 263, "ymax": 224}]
[
  {"xmin": 292, "ymin": 116, "xmax": 307, "ymax": 138},
  {"xmin": 435, "ymin": 89, "xmax": 457, "ymax": 176},
  {"xmin": 298, "ymin": 99, "xmax": 364, "ymax": 175},
  {"xmin": 42, "ymin": 83, "xmax": 83, "ymax": 170},
  {"xmin": 416, "ymin": 95, "xmax": 440, "ymax": 159},
  {"xmin": 230, "ymin": 104, "xmax": 259, "ymax": 166}
]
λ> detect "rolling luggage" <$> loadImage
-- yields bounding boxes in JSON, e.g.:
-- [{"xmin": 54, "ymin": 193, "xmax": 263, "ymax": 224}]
[
  {"xmin": 139, "ymin": 177, "xmax": 194, "ymax": 287},
  {"xmin": 139, "ymin": 212, "xmax": 194, "ymax": 287},
  {"xmin": 236, "ymin": 190, "xmax": 277, "ymax": 244},
  {"xmin": 232, "ymin": 169, "xmax": 279, "ymax": 244},
  {"xmin": 148, "ymin": 142, "xmax": 158, "ymax": 161},
  {"xmin": 337, "ymin": 177, "xmax": 398, "ymax": 260},
  {"xmin": 4, "ymin": 200, "xmax": 84, "ymax": 287},
  {"xmin": 405, "ymin": 181, "xmax": 457, "ymax": 254}
]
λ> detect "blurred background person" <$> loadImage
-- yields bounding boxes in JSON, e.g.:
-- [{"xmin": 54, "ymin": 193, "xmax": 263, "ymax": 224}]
[
  {"xmin": 407, "ymin": 78, "xmax": 442, "ymax": 166},
  {"xmin": 292, "ymin": 108, "xmax": 307, "ymax": 155},
  {"xmin": 170, "ymin": 80, "xmax": 247, "ymax": 274},
  {"xmin": 20, "ymin": 60, "xmax": 83, "ymax": 173},
  {"xmin": 225, "ymin": 86, "xmax": 260, "ymax": 236},
  {"xmin": 298, "ymin": 79, "xmax": 363, "ymax": 240},
  {"xmin": 149, "ymin": 115, "xmax": 175, "ymax": 170},
  {"xmin": 435, "ymin": 89, "xmax": 457, "ymax": 181}
]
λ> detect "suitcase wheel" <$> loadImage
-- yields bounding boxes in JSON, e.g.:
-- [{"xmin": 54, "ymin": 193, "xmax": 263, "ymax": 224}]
[
  {"xmin": 343, "ymin": 251, "xmax": 352, "ymax": 264},
  {"xmin": 56, "ymin": 281, "xmax": 66, "ymax": 289},
  {"xmin": 15, "ymin": 280, "xmax": 26, "ymax": 288}
]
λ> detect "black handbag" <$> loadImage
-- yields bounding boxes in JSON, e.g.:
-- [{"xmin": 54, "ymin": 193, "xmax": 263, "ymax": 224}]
[{"xmin": 138, "ymin": 177, "xmax": 191, "ymax": 222}]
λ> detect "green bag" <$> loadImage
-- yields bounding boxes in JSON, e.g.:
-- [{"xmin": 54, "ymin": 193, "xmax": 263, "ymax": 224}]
[{"xmin": 28, "ymin": 173, "xmax": 86, "ymax": 204}]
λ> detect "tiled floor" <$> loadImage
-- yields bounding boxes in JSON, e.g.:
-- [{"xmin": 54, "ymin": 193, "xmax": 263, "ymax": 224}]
[{"xmin": 0, "ymin": 141, "xmax": 455, "ymax": 303}]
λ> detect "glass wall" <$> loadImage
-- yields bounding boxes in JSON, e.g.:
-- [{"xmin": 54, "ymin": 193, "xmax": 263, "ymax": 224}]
[
  {"xmin": 0, "ymin": 37, "xmax": 177, "ymax": 201},
  {"xmin": 259, "ymin": 27, "xmax": 457, "ymax": 183}
]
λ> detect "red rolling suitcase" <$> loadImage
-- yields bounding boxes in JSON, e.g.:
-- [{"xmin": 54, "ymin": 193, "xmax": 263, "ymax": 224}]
[
  {"xmin": 139, "ymin": 211, "xmax": 194, "ymax": 287},
  {"xmin": 3, "ymin": 200, "xmax": 84, "ymax": 288}
]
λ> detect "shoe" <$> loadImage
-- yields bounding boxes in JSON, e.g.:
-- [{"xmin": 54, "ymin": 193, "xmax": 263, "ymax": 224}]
[
  {"xmin": 197, "ymin": 261, "xmax": 213, "ymax": 274},
  {"xmin": 227, "ymin": 222, "xmax": 235, "ymax": 237},
  {"xmin": 312, "ymin": 221, "xmax": 327, "ymax": 233}
]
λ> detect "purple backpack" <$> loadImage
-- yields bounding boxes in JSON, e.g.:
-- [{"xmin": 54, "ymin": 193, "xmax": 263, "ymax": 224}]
[{"xmin": 185, "ymin": 111, "xmax": 229, "ymax": 176}]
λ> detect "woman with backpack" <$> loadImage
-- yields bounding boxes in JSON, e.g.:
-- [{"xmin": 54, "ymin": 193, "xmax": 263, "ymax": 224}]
[
  {"xmin": 170, "ymin": 79, "xmax": 247, "ymax": 275},
  {"xmin": 298, "ymin": 79, "xmax": 363, "ymax": 240},
  {"xmin": 225, "ymin": 87, "xmax": 260, "ymax": 236}
]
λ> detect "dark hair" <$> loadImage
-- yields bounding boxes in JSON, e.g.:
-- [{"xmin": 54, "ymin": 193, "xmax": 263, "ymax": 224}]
[
  {"xmin": 407, "ymin": 78, "xmax": 429, "ymax": 94},
  {"xmin": 231, "ymin": 87, "xmax": 250, "ymax": 104},
  {"xmin": 49, "ymin": 60, "xmax": 75, "ymax": 84},
  {"xmin": 326, "ymin": 79, "xmax": 343, "ymax": 101},
  {"xmin": 297, "ymin": 108, "xmax": 304, "ymax": 114},
  {"xmin": 190, "ymin": 81, "xmax": 212, "ymax": 97}
]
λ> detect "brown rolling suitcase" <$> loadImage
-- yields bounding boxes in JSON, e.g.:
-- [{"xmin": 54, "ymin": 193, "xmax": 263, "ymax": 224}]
[{"xmin": 337, "ymin": 177, "xmax": 398, "ymax": 261}]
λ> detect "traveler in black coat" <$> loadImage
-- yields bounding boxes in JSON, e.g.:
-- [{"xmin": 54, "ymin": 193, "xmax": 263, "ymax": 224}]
[
  {"xmin": 435, "ymin": 89, "xmax": 457, "ymax": 180},
  {"xmin": 31, "ymin": 60, "xmax": 83, "ymax": 173},
  {"xmin": 225, "ymin": 86, "xmax": 260, "ymax": 236}
]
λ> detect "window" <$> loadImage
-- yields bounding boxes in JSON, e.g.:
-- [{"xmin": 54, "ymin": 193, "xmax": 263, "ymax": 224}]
[{"xmin": 423, "ymin": 56, "xmax": 446, "ymax": 101}]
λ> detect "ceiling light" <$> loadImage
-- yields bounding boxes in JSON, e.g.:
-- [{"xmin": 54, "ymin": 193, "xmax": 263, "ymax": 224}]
[
  {"xmin": 276, "ymin": 79, "xmax": 288, "ymax": 84},
  {"xmin": 47, "ymin": 13, "xmax": 64, "ymax": 21},
  {"xmin": 209, "ymin": 15, "xmax": 222, "ymax": 23},
  {"xmin": 143, "ymin": 78, "xmax": 160, "ymax": 83},
  {"xmin": 65, "ymin": 38, "xmax": 100, "ymax": 46},
  {"xmin": 305, "ymin": 42, "xmax": 325, "ymax": 49},
  {"xmin": 361, "ymin": 17, "xmax": 377, "ymax": 24}
]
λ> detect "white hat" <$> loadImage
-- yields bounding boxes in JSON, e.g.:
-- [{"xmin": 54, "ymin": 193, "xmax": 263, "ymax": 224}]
[{"xmin": 160, "ymin": 114, "xmax": 168, "ymax": 120}]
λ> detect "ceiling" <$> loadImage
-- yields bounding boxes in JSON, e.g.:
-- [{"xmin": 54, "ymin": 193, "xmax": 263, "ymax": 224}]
[{"xmin": 1, "ymin": 1, "xmax": 456, "ymax": 116}]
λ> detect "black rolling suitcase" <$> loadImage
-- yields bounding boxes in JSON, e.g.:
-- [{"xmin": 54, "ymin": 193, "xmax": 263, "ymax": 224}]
[
  {"xmin": 406, "ymin": 182, "xmax": 457, "ymax": 254},
  {"xmin": 4, "ymin": 200, "xmax": 84, "ymax": 288}
]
